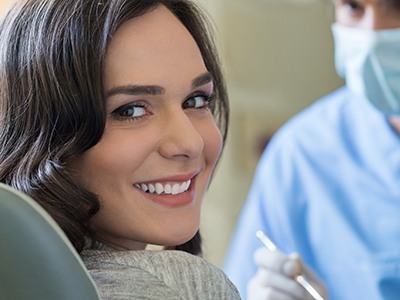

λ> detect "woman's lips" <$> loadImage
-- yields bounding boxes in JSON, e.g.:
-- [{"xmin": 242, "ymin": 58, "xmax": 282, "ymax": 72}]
[
  {"xmin": 133, "ymin": 171, "xmax": 199, "ymax": 207},
  {"xmin": 134, "ymin": 179, "xmax": 191, "ymax": 195}
]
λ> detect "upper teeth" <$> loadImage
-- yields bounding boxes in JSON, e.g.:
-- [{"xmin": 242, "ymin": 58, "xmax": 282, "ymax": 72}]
[{"xmin": 135, "ymin": 179, "xmax": 191, "ymax": 195}]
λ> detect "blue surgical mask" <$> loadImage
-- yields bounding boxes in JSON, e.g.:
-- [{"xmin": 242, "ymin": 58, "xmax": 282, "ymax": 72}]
[{"xmin": 332, "ymin": 23, "xmax": 400, "ymax": 115}]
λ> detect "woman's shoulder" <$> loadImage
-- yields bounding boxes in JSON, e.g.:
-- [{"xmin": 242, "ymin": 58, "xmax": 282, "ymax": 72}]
[{"xmin": 81, "ymin": 248, "xmax": 241, "ymax": 299}]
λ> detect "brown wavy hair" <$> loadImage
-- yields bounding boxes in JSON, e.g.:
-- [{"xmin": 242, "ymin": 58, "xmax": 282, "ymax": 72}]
[{"xmin": 0, "ymin": 0, "xmax": 228, "ymax": 255}]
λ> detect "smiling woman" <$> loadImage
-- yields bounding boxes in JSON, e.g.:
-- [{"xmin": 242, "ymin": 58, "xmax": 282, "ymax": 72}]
[
  {"xmin": 0, "ymin": 0, "xmax": 239, "ymax": 299},
  {"xmin": 67, "ymin": 4, "xmax": 223, "ymax": 252}
]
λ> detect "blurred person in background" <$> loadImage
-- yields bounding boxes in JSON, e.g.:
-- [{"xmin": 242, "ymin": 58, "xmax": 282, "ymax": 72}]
[{"xmin": 224, "ymin": 0, "xmax": 400, "ymax": 299}]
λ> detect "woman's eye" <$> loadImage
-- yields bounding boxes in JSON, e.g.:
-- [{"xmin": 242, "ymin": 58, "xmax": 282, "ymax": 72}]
[
  {"xmin": 183, "ymin": 94, "xmax": 215, "ymax": 109},
  {"xmin": 111, "ymin": 104, "xmax": 147, "ymax": 120}
]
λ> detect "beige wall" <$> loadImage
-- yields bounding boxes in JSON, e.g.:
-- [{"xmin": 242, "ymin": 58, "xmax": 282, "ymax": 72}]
[
  {"xmin": 0, "ymin": 0, "xmax": 12, "ymax": 12},
  {"xmin": 198, "ymin": 0, "xmax": 343, "ymax": 266}
]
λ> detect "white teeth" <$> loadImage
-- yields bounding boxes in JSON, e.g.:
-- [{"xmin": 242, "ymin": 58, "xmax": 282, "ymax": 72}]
[
  {"xmin": 135, "ymin": 179, "xmax": 191, "ymax": 195},
  {"xmin": 172, "ymin": 183, "xmax": 180, "ymax": 195},
  {"xmin": 155, "ymin": 183, "xmax": 163, "ymax": 195},
  {"xmin": 141, "ymin": 184, "xmax": 148, "ymax": 192},
  {"xmin": 182, "ymin": 181, "xmax": 189, "ymax": 191},
  {"xmin": 164, "ymin": 184, "xmax": 172, "ymax": 194}
]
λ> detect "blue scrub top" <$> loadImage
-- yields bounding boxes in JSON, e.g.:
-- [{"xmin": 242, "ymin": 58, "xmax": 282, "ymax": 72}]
[{"xmin": 224, "ymin": 87, "xmax": 400, "ymax": 300}]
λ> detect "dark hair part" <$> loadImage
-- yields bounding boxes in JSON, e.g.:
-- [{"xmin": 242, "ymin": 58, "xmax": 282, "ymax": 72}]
[{"xmin": 0, "ymin": 0, "xmax": 228, "ymax": 255}]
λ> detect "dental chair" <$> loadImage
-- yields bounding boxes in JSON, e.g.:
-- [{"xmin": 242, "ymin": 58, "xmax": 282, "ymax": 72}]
[{"xmin": 0, "ymin": 183, "xmax": 100, "ymax": 300}]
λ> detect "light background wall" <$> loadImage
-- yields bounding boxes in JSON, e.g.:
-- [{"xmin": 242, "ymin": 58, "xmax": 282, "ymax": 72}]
[
  {"xmin": 0, "ymin": 0, "xmax": 12, "ymax": 12},
  {"xmin": 196, "ymin": 0, "xmax": 343, "ymax": 267},
  {"xmin": 0, "ymin": 0, "xmax": 343, "ymax": 267}
]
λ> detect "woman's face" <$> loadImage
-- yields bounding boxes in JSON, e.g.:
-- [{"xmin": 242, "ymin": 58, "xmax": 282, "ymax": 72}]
[{"xmin": 70, "ymin": 5, "xmax": 223, "ymax": 250}]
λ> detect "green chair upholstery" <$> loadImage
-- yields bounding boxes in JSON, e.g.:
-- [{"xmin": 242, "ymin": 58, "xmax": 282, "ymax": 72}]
[{"xmin": 0, "ymin": 183, "xmax": 100, "ymax": 300}]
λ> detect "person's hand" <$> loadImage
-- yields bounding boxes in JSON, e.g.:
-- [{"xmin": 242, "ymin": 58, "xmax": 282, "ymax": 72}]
[{"xmin": 247, "ymin": 248, "xmax": 327, "ymax": 300}]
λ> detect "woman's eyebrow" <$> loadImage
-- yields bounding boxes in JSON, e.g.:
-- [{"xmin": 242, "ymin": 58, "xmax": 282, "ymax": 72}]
[
  {"xmin": 192, "ymin": 72, "xmax": 214, "ymax": 89},
  {"xmin": 106, "ymin": 72, "xmax": 213, "ymax": 98},
  {"xmin": 106, "ymin": 85, "xmax": 165, "ymax": 98}
]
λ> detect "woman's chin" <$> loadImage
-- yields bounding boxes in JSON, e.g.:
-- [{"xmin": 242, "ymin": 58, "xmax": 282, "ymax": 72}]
[{"xmin": 157, "ymin": 228, "xmax": 199, "ymax": 248}]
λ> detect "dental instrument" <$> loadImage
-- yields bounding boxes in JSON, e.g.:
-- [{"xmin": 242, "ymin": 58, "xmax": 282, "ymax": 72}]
[{"xmin": 256, "ymin": 230, "xmax": 325, "ymax": 300}]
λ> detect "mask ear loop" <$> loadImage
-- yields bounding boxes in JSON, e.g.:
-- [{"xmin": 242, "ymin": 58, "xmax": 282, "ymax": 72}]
[{"xmin": 370, "ymin": 51, "xmax": 400, "ymax": 112}]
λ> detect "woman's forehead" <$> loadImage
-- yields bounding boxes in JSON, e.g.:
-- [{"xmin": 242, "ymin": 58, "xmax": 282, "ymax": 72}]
[{"xmin": 103, "ymin": 5, "xmax": 206, "ymax": 93}]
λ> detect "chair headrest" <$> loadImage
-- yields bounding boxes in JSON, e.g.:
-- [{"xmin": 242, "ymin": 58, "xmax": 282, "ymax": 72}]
[{"xmin": 0, "ymin": 183, "xmax": 100, "ymax": 300}]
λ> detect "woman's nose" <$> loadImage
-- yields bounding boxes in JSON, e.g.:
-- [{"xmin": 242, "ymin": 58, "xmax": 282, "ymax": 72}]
[{"xmin": 158, "ymin": 110, "xmax": 204, "ymax": 160}]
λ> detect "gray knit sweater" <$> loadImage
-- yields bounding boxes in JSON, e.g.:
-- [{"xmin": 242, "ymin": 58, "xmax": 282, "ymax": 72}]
[{"xmin": 81, "ymin": 243, "xmax": 241, "ymax": 300}]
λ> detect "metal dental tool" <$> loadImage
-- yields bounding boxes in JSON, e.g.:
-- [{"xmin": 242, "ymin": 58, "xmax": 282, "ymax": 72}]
[{"xmin": 256, "ymin": 230, "xmax": 325, "ymax": 300}]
